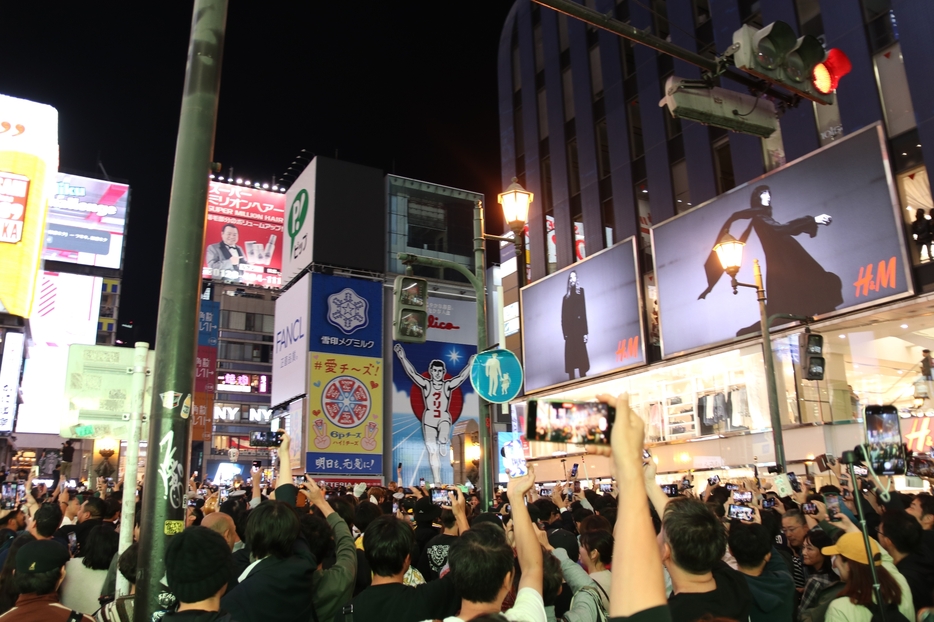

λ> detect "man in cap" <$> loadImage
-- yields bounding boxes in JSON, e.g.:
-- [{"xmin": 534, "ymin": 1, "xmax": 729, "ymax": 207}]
[
  {"xmin": 0, "ymin": 539, "xmax": 93, "ymax": 621},
  {"xmin": 162, "ymin": 526, "xmax": 235, "ymax": 621}
]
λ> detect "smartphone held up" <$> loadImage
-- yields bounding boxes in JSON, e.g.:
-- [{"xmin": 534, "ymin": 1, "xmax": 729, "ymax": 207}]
[{"xmin": 526, "ymin": 400, "xmax": 616, "ymax": 445}]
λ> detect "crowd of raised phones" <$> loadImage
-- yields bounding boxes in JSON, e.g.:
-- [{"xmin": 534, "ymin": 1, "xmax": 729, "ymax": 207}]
[{"xmin": 0, "ymin": 395, "xmax": 932, "ymax": 622}]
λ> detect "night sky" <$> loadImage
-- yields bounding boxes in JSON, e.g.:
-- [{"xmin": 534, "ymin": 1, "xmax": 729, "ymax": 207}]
[{"xmin": 1, "ymin": 3, "xmax": 513, "ymax": 344}]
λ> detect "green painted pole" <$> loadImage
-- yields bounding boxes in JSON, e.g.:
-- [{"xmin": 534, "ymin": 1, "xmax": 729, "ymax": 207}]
[{"xmin": 135, "ymin": 2, "xmax": 228, "ymax": 620}]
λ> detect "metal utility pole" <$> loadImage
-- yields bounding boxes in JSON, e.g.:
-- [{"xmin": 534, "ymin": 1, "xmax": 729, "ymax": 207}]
[
  {"xmin": 136, "ymin": 2, "xmax": 228, "ymax": 620},
  {"xmin": 116, "ymin": 342, "xmax": 149, "ymax": 597}
]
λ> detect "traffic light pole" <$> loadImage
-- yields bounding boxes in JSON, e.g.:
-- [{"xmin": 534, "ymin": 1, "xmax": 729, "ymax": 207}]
[
  {"xmin": 397, "ymin": 200, "xmax": 504, "ymax": 511},
  {"xmin": 531, "ymin": 0, "xmax": 798, "ymax": 107},
  {"xmin": 136, "ymin": 2, "xmax": 227, "ymax": 620}
]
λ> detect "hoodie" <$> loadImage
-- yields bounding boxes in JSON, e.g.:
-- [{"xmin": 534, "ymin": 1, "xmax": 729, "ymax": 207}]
[
  {"xmin": 668, "ymin": 561, "xmax": 754, "ymax": 622},
  {"xmin": 740, "ymin": 549, "xmax": 797, "ymax": 622},
  {"xmin": 895, "ymin": 552, "xmax": 934, "ymax": 610}
]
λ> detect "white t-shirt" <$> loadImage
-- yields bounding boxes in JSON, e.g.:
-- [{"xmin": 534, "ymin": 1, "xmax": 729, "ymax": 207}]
[{"xmin": 432, "ymin": 587, "xmax": 548, "ymax": 622}]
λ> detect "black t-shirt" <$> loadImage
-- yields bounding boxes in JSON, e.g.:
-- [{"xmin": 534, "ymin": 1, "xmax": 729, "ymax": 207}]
[
  {"xmin": 667, "ymin": 562, "xmax": 753, "ymax": 622},
  {"xmin": 61, "ymin": 445, "xmax": 75, "ymax": 462},
  {"xmin": 610, "ymin": 605, "xmax": 673, "ymax": 622},
  {"xmin": 346, "ymin": 575, "xmax": 458, "ymax": 622},
  {"xmin": 416, "ymin": 533, "xmax": 457, "ymax": 581}
]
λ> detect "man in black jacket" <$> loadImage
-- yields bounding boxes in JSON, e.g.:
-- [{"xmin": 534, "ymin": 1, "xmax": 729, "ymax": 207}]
[
  {"xmin": 878, "ymin": 510, "xmax": 934, "ymax": 610},
  {"xmin": 220, "ymin": 500, "xmax": 317, "ymax": 622},
  {"xmin": 163, "ymin": 526, "xmax": 236, "ymax": 622}
]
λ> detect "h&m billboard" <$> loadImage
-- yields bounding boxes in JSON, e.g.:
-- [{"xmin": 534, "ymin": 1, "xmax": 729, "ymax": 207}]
[
  {"xmin": 653, "ymin": 124, "xmax": 912, "ymax": 357},
  {"xmin": 203, "ymin": 181, "xmax": 285, "ymax": 289},
  {"xmin": 520, "ymin": 238, "xmax": 645, "ymax": 393}
]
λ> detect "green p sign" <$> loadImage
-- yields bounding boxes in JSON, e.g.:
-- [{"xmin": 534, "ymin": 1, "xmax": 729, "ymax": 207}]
[{"xmin": 288, "ymin": 189, "xmax": 309, "ymax": 254}]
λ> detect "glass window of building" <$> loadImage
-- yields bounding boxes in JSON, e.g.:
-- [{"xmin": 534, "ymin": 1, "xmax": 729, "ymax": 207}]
[
  {"xmin": 558, "ymin": 15, "xmax": 570, "ymax": 51},
  {"xmin": 227, "ymin": 311, "xmax": 246, "ymax": 330},
  {"xmin": 567, "ymin": 138, "xmax": 581, "ymax": 197},
  {"xmin": 595, "ymin": 119, "xmax": 611, "ymax": 179},
  {"xmin": 693, "ymin": 0, "xmax": 711, "ymax": 26},
  {"xmin": 601, "ymin": 199, "xmax": 614, "ymax": 247},
  {"xmin": 589, "ymin": 46, "xmax": 603, "ymax": 98},
  {"xmin": 795, "ymin": 0, "xmax": 824, "ymax": 40},
  {"xmin": 628, "ymin": 98, "xmax": 645, "ymax": 160},
  {"xmin": 897, "ymin": 167, "xmax": 933, "ymax": 265},
  {"xmin": 534, "ymin": 23, "xmax": 544, "ymax": 73},
  {"xmin": 671, "ymin": 160, "xmax": 691, "ymax": 213},
  {"xmin": 762, "ymin": 126, "xmax": 786, "ymax": 172},
  {"xmin": 862, "ymin": 0, "xmax": 897, "ymax": 52},
  {"xmin": 874, "ymin": 43, "xmax": 916, "ymax": 139},
  {"xmin": 538, "ymin": 89, "xmax": 549, "ymax": 140},
  {"xmin": 512, "ymin": 42, "xmax": 521, "ymax": 92},
  {"xmin": 713, "ymin": 137, "xmax": 735, "ymax": 195},
  {"xmin": 562, "ymin": 68, "xmax": 575, "ymax": 121},
  {"xmin": 263, "ymin": 314, "xmax": 275, "ymax": 334},
  {"xmin": 620, "ymin": 37, "xmax": 636, "ymax": 78}
]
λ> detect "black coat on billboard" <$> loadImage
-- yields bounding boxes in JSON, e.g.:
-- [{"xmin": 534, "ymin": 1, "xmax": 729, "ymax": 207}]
[
  {"xmin": 699, "ymin": 185, "xmax": 844, "ymax": 335},
  {"xmin": 561, "ymin": 271, "xmax": 590, "ymax": 378}
]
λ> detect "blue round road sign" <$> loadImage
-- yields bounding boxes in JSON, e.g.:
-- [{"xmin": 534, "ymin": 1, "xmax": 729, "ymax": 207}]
[{"xmin": 470, "ymin": 349, "xmax": 523, "ymax": 404}]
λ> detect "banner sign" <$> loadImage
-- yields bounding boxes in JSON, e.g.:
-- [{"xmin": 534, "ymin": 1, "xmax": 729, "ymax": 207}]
[
  {"xmin": 0, "ymin": 94, "xmax": 58, "ymax": 318},
  {"xmin": 521, "ymin": 238, "xmax": 644, "ymax": 393},
  {"xmin": 0, "ymin": 332, "xmax": 25, "ymax": 433},
  {"xmin": 283, "ymin": 161, "xmax": 316, "ymax": 287},
  {"xmin": 310, "ymin": 273, "xmax": 383, "ymax": 357},
  {"xmin": 191, "ymin": 392, "xmax": 213, "ymax": 443},
  {"xmin": 198, "ymin": 301, "xmax": 219, "ymax": 347},
  {"xmin": 306, "ymin": 352, "xmax": 383, "ymax": 475},
  {"xmin": 272, "ymin": 274, "xmax": 309, "ymax": 406},
  {"xmin": 203, "ymin": 181, "xmax": 285, "ymax": 289},
  {"xmin": 44, "ymin": 174, "xmax": 129, "ymax": 269},
  {"xmin": 391, "ymin": 297, "xmax": 478, "ymax": 485},
  {"xmin": 653, "ymin": 124, "xmax": 912, "ymax": 357}
]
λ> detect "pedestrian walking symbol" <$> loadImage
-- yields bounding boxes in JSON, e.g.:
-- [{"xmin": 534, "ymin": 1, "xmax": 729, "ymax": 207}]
[{"xmin": 470, "ymin": 349, "xmax": 523, "ymax": 404}]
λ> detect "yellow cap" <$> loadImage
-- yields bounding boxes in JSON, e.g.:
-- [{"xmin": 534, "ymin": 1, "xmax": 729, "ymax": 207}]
[{"xmin": 821, "ymin": 531, "xmax": 882, "ymax": 566}]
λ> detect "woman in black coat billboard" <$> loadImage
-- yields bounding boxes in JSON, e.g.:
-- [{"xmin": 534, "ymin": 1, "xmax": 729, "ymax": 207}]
[
  {"xmin": 699, "ymin": 184, "xmax": 843, "ymax": 335},
  {"xmin": 562, "ymin": 270, "xmax": 590, "ymax": 379}
]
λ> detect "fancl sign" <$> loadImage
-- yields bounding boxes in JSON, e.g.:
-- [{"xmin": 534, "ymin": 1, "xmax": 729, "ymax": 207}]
[{"xmin": 271, "ymin": 274, "xmax": 310, "ymax": 405}]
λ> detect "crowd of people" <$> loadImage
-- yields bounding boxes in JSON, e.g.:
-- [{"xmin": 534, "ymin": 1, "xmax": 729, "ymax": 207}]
[{"xmin": 1, "ymin": 398, "xmax": 934, "ymax": 622}]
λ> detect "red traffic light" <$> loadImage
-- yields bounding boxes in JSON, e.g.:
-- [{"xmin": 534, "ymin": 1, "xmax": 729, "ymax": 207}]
[{"xmin": 812, "ymin": 48, "xmax": 851, "ymax": 95}]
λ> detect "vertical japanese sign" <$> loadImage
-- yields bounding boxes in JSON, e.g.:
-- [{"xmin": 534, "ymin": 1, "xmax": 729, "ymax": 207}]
[
  {"xmin": 203, "ymin": 181, "xmax": 285, "ymax": 289},
  {"xmin": 0, "ymin": 331, "xmax": 25, "ymax": 433},
  {"xmin": 391, "ymin": 297, "xmax": 478, "ymax": 486},
  {"xmin": 0, "ymin": 94, "xmax": 58, "ymax": 318},
  {"xmin": 272, "ymin": 274, "xmax": 309, "ymax": 406},
  {"xmin": 306, "ymin": 353, "xmax": 383, "ymax": 475},
  {"xmin": 193, "ymin": 300, "xmax": 219, "ymax": 444}
]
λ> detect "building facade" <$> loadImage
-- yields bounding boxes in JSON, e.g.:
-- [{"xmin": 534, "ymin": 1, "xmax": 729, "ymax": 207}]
[{"xmin": 499, "ymin": 0, "xmax": 934, "ymax": 483}]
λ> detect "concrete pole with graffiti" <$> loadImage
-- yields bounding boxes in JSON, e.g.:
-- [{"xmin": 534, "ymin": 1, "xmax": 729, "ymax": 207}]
[{"xmin": 135, "ymin": 1, "xmax": 228, "ymax": 619}]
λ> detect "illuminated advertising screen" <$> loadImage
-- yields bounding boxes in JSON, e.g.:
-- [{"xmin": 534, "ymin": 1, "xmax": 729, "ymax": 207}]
[
  {"xmin": 653, "ymin": 124, "xmax": 912, "ymax": 357},
  {"xmin": 43, "ymin": 174, "xmax": 129, "ymax": 269},
  {"xmin": 520, "ymin": 238, "xmax": 645, "ymax": 393},
  {"xmin": 203, "ymin": 181, "xmax": 285, "ymax": 289},
  {"xmin": 216, "ymin": 372, "xmax": 270, "ymax": 394},
  {"xmin": 0, "ymin": 94, "xmax": 58, "ymax": 318}
]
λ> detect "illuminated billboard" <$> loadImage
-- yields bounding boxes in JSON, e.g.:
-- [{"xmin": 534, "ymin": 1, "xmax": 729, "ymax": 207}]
[
  {"xmin": 520, "ymin": 238, "xmax": 644, "ymax": 392},
  {"xmin": 203, "ymin": 181, "xmax": 285, "ymax": 289},
  {"xmin": 0, "ymin": 94, "xmax": 58, "ymax": 318},
  {"xmin": 43, "ymin": 174, "xmax": 129, "ymax": 269},
  {"xmin": 653, "ymin": 124, "xmax": 912, "ymax": 357},
  {"xmin": 216, "ymin": 372, "xmax": 270, "ymax": 394}
]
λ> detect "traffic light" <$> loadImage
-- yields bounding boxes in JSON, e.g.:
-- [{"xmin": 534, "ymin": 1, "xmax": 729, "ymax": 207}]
[
  {"xmin": 393, "ymin": 275, "xmax": 428, "ymax": 343},
  {"xmin": 800, "ymin": 332, "xmax": 825, "ymax": 381},
  {"xmin": 732, "ymin": 21, "xmax": 851, "ymax": 105}
]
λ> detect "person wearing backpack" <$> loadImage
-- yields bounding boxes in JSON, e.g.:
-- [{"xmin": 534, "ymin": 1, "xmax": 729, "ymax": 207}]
[{"xmin": 822, "ymin": 531, "xmax": 914, "ymax": 622}]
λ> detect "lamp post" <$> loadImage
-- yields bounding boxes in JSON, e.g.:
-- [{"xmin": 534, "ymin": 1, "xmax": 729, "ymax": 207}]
[
  {"xmin": 396, "ymin": 179, "xmax": 533, "ymax": 511},
  {"xmin": 713, "ymin": 234, "xmax": 787, "ymax": 472},
  {"xmin": 498, "ymin": 177, "xmax": 533, "ymax": 288}
]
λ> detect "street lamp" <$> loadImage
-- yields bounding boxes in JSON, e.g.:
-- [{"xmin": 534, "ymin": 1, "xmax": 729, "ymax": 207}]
[
  {"xmin": 498, "ymin": 177, "xmax": 533, "ymax": 288},
  {"xmin": 713, "ymin": 234, "xmax": 788, "ymax": 472}
]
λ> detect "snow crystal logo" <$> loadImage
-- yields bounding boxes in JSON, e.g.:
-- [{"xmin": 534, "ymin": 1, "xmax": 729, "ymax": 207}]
[{"xmin": 327, "ymin": 288, "xmax": 369, "ymax": 334}]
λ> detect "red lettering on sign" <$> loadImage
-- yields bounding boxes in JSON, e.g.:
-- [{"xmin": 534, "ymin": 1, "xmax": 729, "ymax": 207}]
[
  {"xmin": 854, "ymin": 257, "xmax": 897, "ymax": 298},
  {"xmin": 428, "ymin": 315, "xmax": 460, "ymax": 331},
  {"xmin": 616, "ymin": 336, "xmax": 640, "ymax": 362}
]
